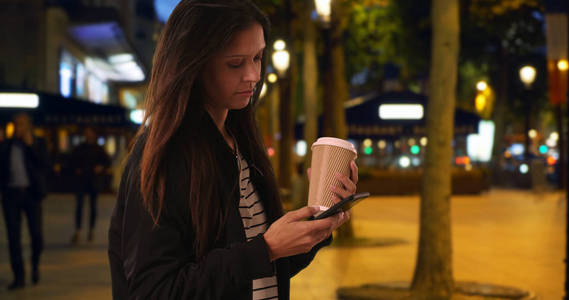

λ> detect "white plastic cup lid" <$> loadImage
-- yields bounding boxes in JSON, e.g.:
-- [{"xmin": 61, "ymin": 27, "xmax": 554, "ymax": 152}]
[{"xmin": 311, "ymin": 137, "xmax": 357, "ymax": 155}]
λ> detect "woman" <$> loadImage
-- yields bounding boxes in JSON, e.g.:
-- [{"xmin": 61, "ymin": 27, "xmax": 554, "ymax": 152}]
[{"xmin": 108, "ymin": 1, "xmax": 358, "ymax": 299}]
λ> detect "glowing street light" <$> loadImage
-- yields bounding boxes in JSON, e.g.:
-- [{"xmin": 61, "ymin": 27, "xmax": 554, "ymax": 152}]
[
  {"xmin": 558, "ymin": 59, "xmax": 569, "ymax": 71},
  {"xmin": 476, "ymin": 80, "xmax": 488, "ymax": 92},
  {"xmin": 519, "ymin": 65, "xmax": 537, "ymax": 88},
  {"xmin": 519, "ymin": 64, "xmax": 537, "ymax": 161},
  {"xmin": 273, "ymin": 40, "xmax": 286, "ymax": 51},
  {"xmin": 272, "ymin": 40, "xmax": 290, "ymax": 77},
  {"xmin": 314, "ymin": 0, "xmax": 332, "ymax": 23},
  {"xmin": 528, "ymin": 129, "xmax": 537, "ymax": 139},
  {"xmin": 399, "ymin": 156, "xmax": 411, "ymax": 168},
  {"xmin": 267, "ymin": 73, "xmax": 278, "ymax": 83}
]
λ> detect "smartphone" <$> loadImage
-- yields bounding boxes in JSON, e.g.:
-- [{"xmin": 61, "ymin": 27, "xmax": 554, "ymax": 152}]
[{"xmin": 311, "ymin": 192, "xmax": 370, "ymax": 220}]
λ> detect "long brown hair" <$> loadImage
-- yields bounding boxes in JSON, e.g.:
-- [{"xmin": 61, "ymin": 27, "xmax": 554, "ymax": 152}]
[{"xmin": 136, "ymin": 0, "xmax": 280, "ymax": 258}]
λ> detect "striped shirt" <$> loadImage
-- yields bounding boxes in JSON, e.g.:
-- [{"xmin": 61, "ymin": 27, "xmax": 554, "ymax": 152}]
[{"xmin": 236, "ymin": 149, "xmax": 279, "ymax": 300}]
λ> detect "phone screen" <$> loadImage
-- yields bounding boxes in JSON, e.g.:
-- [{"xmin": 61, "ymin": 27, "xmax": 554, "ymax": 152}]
[{"xmin": 312, "ymin": 192, "xmax": 370, "ymax": 220}]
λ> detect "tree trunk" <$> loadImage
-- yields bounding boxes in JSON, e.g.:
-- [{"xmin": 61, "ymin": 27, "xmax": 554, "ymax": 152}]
[
  {"xmin": 322, "ymin": 26, "xmax": 334, "ymax": 138},
  {"xmin": 256, "ymin": 90, "xmax": 270, "ymax": 147},
  {"xmin": 297, "ymin": 8, "xmax": 319, "ymax": 208},
  {"xmin": 330, "ymin": 33, "xmax": 349, "ymax": 140},
  {"xmin": 411, "ymin": 0, "xmax": 459, "ymax": 298},
  {"xmin": 270, "ymin": 84, "xmax": 281, "ymax": 177},
  {"xmin": 329, "ymin": 0, "xmax": 349, "ymax": 141},
  {"xmin": 490, "ymin": 50, "xmax": 509, "ymax": 186},
  {"xmin": 329, "ymin": 1, "xmax": 353, "ymax": 239},
  {"xmin": 331, "ymin": 39, "xmax": 353, "ymax": 239},
  {"xmin": 303, "ymin": 8, "xmax": 319, "ymax": 171},
  {"xmin": 278, "ymin": 76, "xmax": 294, "ymax": 191},
  {"xmin": 278, "ymin": 0, "xmax": 297, "ymax": 192}
]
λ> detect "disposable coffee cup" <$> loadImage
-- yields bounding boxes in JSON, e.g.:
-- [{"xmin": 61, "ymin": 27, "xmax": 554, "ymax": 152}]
[{"xmin": 308, "ymin": 137, "xmax": 357, "ymax": 210}]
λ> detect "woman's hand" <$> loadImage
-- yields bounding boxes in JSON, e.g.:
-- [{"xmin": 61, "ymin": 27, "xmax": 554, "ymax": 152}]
[
  {"xmin": 263, "ymin": 161, "xmax": 359, "ymax": 262},
  {"xmin": 263, "ymin": 206, "xmax": 349, "ymax": 261},
  {"xmin": 331, "ymin": 160, "xmax": 358, "ymax": 201},
  {"xmin": 307, "ymin": 160, "xmax": 359, "ymax": 204}
]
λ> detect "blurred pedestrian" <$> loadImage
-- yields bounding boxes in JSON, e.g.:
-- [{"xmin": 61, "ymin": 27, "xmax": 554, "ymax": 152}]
[
  {"xmin": 0, "ymin": 113, "xmax": 49, "ymax": 290},
  {"xmin": 69, "ymin": 127, "xmax": 110, "ymax": 244}
]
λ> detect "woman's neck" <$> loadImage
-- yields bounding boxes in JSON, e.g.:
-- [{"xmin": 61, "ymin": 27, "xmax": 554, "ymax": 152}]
[{"xmin": 205, "ymin": 105, "xmax": 234, "ymax": 151}]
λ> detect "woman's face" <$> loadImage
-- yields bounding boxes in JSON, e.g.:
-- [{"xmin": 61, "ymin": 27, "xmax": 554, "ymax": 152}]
[{"xmin": 201, "ymin": 23, "xmax": 265, "ymax": 112}]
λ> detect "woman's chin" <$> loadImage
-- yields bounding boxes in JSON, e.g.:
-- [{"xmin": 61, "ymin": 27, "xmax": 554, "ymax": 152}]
[{"xmin": 231, "ymin": 98, "xmax": 251, "ymax": 110}]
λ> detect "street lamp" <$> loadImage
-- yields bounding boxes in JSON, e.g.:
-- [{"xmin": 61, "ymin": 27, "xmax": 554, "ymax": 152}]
[
  {"xmin": 519, "ymin": 65, "xmax": 537, "ymax": 162},
  {"xmin": 267, "ymin": 73, "xmax": 278, "ymax": 83},
  {"xmin": 314, "ymin": 0, "xmax": 337, "ymax": 140},
  {"xmin": 314, "ymin": 0, "xmax": 332, "ymax": 24},
  {"xmin": 519, "ymin": 65, "xmax": 537, "ymax": 89},
  {"xmin": 271, "ymin": 39, "xmax": 290, "ymax": 77},
  {"xmin": 558, "ymin": 59, "xmax": 569, "ymax": 72},
  {"xmin": 474, "ymin": 80, "xmax": 494, "ymax": 118},
  {"xmin": 475, "ymin": 80, "xmax": 488, "ymax": 115},
  {"xmin": 476, "ymin": 80, "xmax": 488, "ymax": 92},
  {"xmin": 271, "ymin": 38, "xmax": 293, "ymax": 190}
]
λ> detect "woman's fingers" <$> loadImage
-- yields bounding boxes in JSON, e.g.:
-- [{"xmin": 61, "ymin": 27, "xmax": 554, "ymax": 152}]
[
  {"xmin": 330, "ymin": 195, "xmax": 342, "ymax": 205},
  {"xmin": 330, "ymin": 185, "xmax": 351, "ymax": 199},
  {"xmin": 309, "ymin": 215, "xmax": 342, "ymax": 237},
  {"xmin": 265, "ymin": 204, "xmax": 353, "ymax": 261},
  {"xmin": 334, "ymin": 172, "xmax": 356, "ymax": 195},
  {"xmin": 321, "ymin": 211, "xmax": 349, "ymax": 233},
  {"xmin": 285, "ymin": 206, "xmax": 320, "ymax": 222},
  {"xmin": 350, "ymin": 161, "xmax": 359, "ymax": 184}
]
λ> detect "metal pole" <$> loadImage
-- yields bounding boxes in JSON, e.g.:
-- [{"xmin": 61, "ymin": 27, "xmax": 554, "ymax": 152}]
[
  {"xmin": 565, "ymin": 6, "xmax": 569, "ymax": 298},
  {"xmin": 565, "ymin": 18, "xmax": 569, "ymax": 297},
  {"xmin": 565, "ymin": 65, "xmax": 569, "ymax": 300},
  {"xmin": 565, "ymin": 88, "xmax": 569, "ymax": 300},
  {"xmin": 321, "ymin": 26, "xmax": 333, "ymax": 137},
  {"xmin": 278, "ymin": 0, "xmax": 294, "ymax": 192},
  {"xmin": 524, "ymin": 93, "xmax": 531, "ymax": 162}
]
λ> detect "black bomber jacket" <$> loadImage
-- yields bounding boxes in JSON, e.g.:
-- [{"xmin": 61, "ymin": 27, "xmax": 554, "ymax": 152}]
[{"xmin": 108, "ymin": 110, "xmax": 331, "ymax": 299}]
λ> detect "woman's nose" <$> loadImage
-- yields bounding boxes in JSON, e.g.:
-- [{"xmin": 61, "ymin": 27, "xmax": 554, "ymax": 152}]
[{"xmin": 243, "ymin": 62, "xmax": 260, "ymax": 84}]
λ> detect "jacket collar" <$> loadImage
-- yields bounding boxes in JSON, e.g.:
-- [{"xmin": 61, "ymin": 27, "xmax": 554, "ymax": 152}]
[{"xmin": 197, "ymin": 109, "xmax": 254, "ymax": 162}]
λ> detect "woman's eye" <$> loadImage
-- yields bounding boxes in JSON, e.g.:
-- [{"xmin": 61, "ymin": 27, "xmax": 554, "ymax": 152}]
[{"xmin": 228, "ymin": 60, "xmax": 243, "ymax": 68}]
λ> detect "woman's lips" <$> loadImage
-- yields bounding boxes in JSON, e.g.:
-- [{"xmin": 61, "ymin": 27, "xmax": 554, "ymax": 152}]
[{"xmin": 236, "ymin": 90, "xmax": 254, "ymax": 97}]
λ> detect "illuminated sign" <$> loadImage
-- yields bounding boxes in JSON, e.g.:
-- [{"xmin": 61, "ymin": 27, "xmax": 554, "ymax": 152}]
[
  {"xmin": 0, "ymin": 93, "xmax": 39, "ymax": 108},
  {"xmin": 379, "ymin": 104, "xmax": 424, "ymax": 120}
]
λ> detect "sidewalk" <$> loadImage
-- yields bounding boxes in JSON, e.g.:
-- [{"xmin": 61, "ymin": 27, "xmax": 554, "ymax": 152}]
[
  {"xmin": 0, "ymin": 190, "xmax": 565, "ymax": 299},
  {"xmin": 0, "ymin": 193, "xmax": 113, "ymax": 299},
  {"xmin": 291, "ymin": 189, "xmax": 566, "ymax": 300}
]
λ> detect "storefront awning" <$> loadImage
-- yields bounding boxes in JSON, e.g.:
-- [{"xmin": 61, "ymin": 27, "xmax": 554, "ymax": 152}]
[
  {"xmin": 295, "ymin": 90, "xmax": 481, "ymax": 140},
  {"xmin": 66, "ymin": 7, "xmax": 146, "ymax": 82},
  {"xmin": 0, "ymin": 91, "xmax": 133, "ymax": 127}
]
